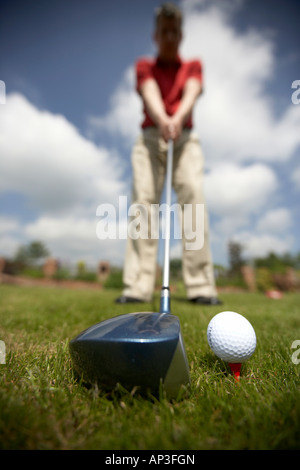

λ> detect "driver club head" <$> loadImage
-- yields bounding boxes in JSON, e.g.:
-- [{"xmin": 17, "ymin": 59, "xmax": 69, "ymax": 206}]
[
  {"xmin": 69, "ymin": 311, "xmax": 190, "ymax": 398},
  {"xmin": 70, "ymin": 141, "xmax": 190, "ymax": 399}
]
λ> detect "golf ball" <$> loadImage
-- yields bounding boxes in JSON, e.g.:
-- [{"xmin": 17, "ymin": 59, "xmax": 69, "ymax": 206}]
[{"xmin": 207, "ymin": 311, "xmax": 256, "ymax": 363}]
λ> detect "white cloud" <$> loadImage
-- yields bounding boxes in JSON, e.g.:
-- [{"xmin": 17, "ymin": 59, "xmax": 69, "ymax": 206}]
[
  {"xmin": 233, "ymin": 231, "xmax": 294, "ymax": 259},
  {"xmin": 87, "ymin": 67, "xmax": 142, "ymax": 146},
  {"xmin": 0, "ymin": 217, "xmax": 22, "ymax": 258},
  {"xmin": 24, "ymin": 216, "xmax": 126, "ymax": 267},
  {"xmin": 0, "ymin": 93, "xmax": 127, "ymax": 215},
  {"xmin": 0, "ymin": 93, "xmax": 131, "ymax": 264},
  {"xmin": 0, "ymin": 235, "xmax": 21, "ymax": 258},
  {"xmin": 220, "ymin": 206, "xmax": 294, "ymax": 261},
  {"xmin": 204, "ymin": 163, "xmax": 278, "ymax": 216},
  {"xmin": 180, "ymin": 3, "xmax": 300, "ymax": 165},
  {"xmin": 209, "ymin": 205, "xmax": 295, "ymax": 265},
  {"xmin": 256, "ymin": 208, "xmax": 292, "ymax": 233},
  {"xmin": 0, "ymin": 216, "xmax": 20, "ymax": 234},
  {"xmin": 292, "ymin": 166, "xmax": 300, "ymax": 191}
]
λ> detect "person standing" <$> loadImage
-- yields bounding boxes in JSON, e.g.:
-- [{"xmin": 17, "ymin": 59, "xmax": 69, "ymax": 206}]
[{"xmin": 116, "ymin": 3, "xmax": 221, "ymax": 306}]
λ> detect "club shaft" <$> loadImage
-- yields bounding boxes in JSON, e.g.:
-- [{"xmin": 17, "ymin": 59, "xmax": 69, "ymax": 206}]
[{"xmin": 160, "ymin": 139, "xmax": 173, "ymax": 314}]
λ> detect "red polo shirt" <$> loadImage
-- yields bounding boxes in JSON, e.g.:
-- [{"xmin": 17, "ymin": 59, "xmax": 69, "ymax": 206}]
[{"xmin": 136, "ymin": 55, "xmax": 203, "ymax": 129}]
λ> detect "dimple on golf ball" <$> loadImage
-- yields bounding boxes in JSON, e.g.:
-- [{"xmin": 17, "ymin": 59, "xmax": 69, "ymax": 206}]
[{"xmin": 207, "ymin": 311, "xmax": 256, "ymax": 363}]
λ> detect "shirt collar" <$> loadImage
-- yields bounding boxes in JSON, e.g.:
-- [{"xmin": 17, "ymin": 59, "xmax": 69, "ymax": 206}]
[{"xmin": 155, "ymin": 54, "xmax": 182, "ymax": 67}]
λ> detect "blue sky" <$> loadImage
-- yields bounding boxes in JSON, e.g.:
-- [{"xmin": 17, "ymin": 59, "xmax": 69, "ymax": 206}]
[{"xmin": 0, "ymin": 0, "xmax": 300, "ymax": 270}]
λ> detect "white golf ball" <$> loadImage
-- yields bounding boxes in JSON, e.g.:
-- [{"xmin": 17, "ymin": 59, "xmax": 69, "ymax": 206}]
[{"xmin": 207, "ymin": 311, "xmax": 256, "ymax": 363}]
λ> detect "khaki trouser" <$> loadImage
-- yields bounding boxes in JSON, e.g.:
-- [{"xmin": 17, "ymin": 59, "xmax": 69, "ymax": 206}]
[{"xmin": 122, "ymin": 128, "xmax": 217, "ymax": 301}]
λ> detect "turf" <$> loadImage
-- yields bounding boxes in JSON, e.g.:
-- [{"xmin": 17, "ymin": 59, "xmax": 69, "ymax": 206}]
[{"xmin": 0, "ymin": 284, "xmax": 299, "ymax": 450}]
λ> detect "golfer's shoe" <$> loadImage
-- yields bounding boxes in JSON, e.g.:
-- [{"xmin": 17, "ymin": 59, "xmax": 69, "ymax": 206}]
[
  {"xmin": 115, "ymin": 295, "xmax": 145, "ymax": 304},
  {"xmin": 190, "ymin": 296, "xmax": 223, "ymax": 305}
]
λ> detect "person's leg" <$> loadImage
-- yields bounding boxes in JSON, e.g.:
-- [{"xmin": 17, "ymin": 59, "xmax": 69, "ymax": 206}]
[
  {"xmin": 173, "ymin": 131, "xmax": 218, "ymax": 300},
  {"xmin": 121, "ymin": 130, "xmax": 166, "ymax": 302}
]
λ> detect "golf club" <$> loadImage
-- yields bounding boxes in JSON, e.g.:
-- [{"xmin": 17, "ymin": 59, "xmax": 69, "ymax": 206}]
[{"xmin": 69, "ymin": 139, "xmax": 190, "ymax": 398}]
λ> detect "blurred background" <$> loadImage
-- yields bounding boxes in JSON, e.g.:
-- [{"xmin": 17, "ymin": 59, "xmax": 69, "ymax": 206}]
[{"xmin": 0, "ymin": 0, "xmax": 299, "ymax": 290}]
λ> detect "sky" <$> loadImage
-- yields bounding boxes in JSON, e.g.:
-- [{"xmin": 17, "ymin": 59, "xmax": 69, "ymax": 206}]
[{"xmin": 0, "ymin": 0, "xmax": 300, "ymax": 270}]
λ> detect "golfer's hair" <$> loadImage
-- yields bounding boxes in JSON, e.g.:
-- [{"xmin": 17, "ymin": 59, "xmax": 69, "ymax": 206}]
[{"xmin": 154, "ymin": 3, "xmax": 183, "ymax": 28}]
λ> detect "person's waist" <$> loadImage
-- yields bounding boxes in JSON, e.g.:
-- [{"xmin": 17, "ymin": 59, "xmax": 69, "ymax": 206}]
[
  {"xmin": 142, "ymin": 124, "xmax": 193, "ymax": 130},
  {"xmin": 141, "ymin": 127, "xmax": 195, "ymax": 146}
]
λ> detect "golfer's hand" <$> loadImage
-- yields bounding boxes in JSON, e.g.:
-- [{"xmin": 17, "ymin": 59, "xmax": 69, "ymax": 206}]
[
  {"xmin": 158, "ymin": 115, "xmax": 183, "ymax": 142},
  {"xmin": 168, "ymin": 114, "xmax": 183, "ymax": 141}
]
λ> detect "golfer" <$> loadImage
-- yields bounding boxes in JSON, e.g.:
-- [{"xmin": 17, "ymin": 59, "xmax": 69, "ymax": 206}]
[{"xmin": 116, "ymin": 3, "xmax": 221, "ymax": 306}]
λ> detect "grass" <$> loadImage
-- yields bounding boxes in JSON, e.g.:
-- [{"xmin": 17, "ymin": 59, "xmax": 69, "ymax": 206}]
[{"xmin": 0, "ymin": 284, "xmax": 299, "ymax": 450}]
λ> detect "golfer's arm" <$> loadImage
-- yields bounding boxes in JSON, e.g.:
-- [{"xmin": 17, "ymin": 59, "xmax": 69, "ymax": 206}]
[
  {"xmin": 139, "ymin": 78, "xmax": 168, "ymax": 126},
  {"xmin": 175, "ymin": 78, "xmax": 202, "ymax": 125}
]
